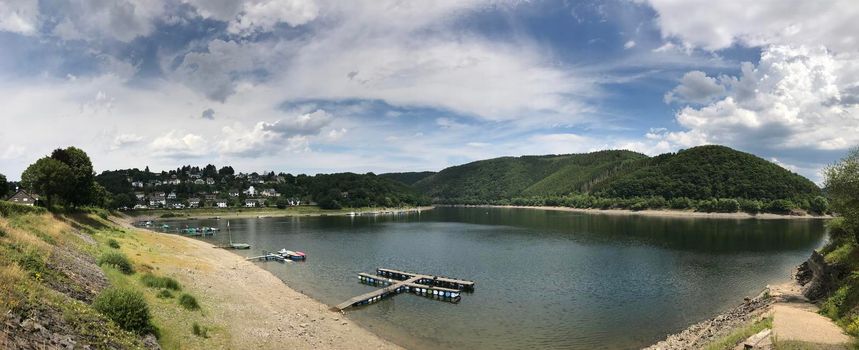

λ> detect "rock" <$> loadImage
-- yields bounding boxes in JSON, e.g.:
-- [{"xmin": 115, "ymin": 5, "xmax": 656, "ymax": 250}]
[
  {"xmin": 299, "ymin": 323, "xmax": 308, "ymax": 328},
  {"xmin": 799, "ymin": 250, "xmax": 847, "ymax": 301},
  {"xmin": 21, "ymin": 318, "xmax": 43, "ymax": 333}
]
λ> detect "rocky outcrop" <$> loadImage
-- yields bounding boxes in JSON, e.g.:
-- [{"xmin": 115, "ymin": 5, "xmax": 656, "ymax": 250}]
[{"xmin": 796, "ymin": 250, "xmax": 847, "ymax": 301}]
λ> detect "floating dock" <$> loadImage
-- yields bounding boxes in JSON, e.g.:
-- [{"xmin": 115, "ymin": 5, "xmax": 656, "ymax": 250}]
[
  {"xmin": 335, "ymin": 268, "xmax": 475, "ymax": 311},
  {"xmin": 245, "ymin": 251, "xmax": 285, "ymax": 262}
]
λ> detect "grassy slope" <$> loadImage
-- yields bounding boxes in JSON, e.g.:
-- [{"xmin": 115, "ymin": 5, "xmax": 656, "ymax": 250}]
[
  {"xmin": 0, "ymin": 204, "xmax": 215, "ymax": 349},
  {"xmin": 413, "ymin": 150, "xmax": 646, "ymax": 201}
]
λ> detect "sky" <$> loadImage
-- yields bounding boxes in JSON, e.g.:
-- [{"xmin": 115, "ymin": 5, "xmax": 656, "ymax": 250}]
[{"xmin": 1, "ymin": 0, "xmax": 857, "ymax": 182}]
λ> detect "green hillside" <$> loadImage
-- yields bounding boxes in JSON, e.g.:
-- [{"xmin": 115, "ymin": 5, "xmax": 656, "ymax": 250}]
[
  {"xmin": 592, "ymin": 145, "xmax": 821, "ymax": 201},
  {"xmin": 410, "ymin": 145, "xmax": 823, "ymax": 213},
  {"xmin": 413, "ymin": 150, "xmax": 647, "ymax": 202},
  {"xmin": 379, "ymin": 171, "xmax": 436, "ymax": 186}
]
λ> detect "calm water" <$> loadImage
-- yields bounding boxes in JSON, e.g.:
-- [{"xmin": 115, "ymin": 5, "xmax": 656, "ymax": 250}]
[{"xmin": 159, "ymin": 207, "xmax": 827, "ymax": 349}]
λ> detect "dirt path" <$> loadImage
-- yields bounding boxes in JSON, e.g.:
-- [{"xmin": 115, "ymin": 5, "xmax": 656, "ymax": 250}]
[
  {"xmin": 118, "ymin": 218, "xmax": 401, "ymax": 350},
  {"xmin": 769, "ymin": 283, "xmax": 851, "ymax": 346}
]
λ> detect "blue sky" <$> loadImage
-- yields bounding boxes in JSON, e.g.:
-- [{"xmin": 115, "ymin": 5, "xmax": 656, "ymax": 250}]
[{"xmin": 1, "ymin": 0, "xmax": 857, "ymax": 182}]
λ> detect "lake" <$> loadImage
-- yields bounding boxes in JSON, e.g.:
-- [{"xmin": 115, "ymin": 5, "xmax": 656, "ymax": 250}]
[{"xmin": 157, "ymin": 206, "xmax": 827, "ymax": 349}]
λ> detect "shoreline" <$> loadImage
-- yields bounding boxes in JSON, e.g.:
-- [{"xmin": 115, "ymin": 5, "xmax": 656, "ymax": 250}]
[
  {"xmin": 127, "ymin": 206, "xmax": 435, "ymax": 221},
  {"xmin": 116, "ymin": 215, "xmax": 403, "ymax": 349},
  {"xmin": 451, "ymin": 204, "xmax": 831, "ymax": 220}
]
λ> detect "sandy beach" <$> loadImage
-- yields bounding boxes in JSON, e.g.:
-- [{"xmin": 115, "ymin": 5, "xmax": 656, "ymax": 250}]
[
  {"xmin": 116, "ymin": 217, "xmax": 402, "ymax": 350},
  {"xmin": 461, "ymin": 205, "xmax": 831, "ymax": 220}
]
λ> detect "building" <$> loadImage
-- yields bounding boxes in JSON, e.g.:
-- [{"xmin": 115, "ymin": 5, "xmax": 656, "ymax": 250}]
[
  {"xmin": 149, "ymin": 192, "xmax": 166, "ymax": 207},
  {"xmin": 188, "ymin": 198, "xmax": 201, "ymax": 208},
  {"xmin": 6, "ymin": 189, "xmax": 39, "ymax": 206},
  {"xmin": 245, "ymin": 198, "xmax": 264, "ymax": 208},
  {"xmin": 206, "ymin": 177, "xmax": 215, "ymax": 185},
  {"xmin": 131, "ymin": 181, "xmax": 144, "ymax": 188},
  {"xmin": 244, "ymin": 186, "xmax": 257, "ymax": 197},
  {"xmin": 287, "ymin": 198, "xmax": 301, "ymax": 206},
  {"xmin": 215, "ymin": 199, "xmax": 228, "ymax": 208},
  {"xmin": 134, "ymin": 192, "xmax": 145, "ymax": 200},
  {"xmin": 261, "ymin": 188, "xmax": 279, "ymax": 197},
  {"xmin": 167, "ymin": 192, "xmax": 177, "ymax": 200},
  {"xmin": 228, "ymin": 189, "xmax": 240, "ymax": 197}
]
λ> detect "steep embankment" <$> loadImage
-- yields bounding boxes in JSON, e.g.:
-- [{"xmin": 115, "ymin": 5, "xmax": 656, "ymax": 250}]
[{"xmin": 0, "ymin": 203, "xmax": 399, "ymax": 349}]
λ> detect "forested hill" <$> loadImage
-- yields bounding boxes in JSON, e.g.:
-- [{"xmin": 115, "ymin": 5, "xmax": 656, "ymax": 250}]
[
  {"xmin": 379, "ymin": 171, "xmax": 436, "ymax": 186},
  {"xmin": 591, "ymin": 145, "xmax": 821, "ymax": 200},
  {"xmin": 413, "ymin": 150, "xmax": 647, "ymax": 202},
  {"xmin": 410, "ymin": 146, "xmax": 822, "ymax": 207}
]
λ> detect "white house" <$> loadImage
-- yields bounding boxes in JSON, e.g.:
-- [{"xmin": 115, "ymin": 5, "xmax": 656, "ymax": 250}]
[
  {"xmin": 261, "ymin": 188, "xmax": 279, "ymax": 197},
  {"xmin": 7, "ymin": 189, "xmax": 38, "ymax": 206},
  {"xmin": 244, "ymin": 186, "xmax": 257, "ymax": 196},
  {"xmin": 215, "ymin": 200, "xmax": 228, "ymax": 208},
  {"xmin": 206, "ymin": 177, "xmax": 215, "ymax": 185}
]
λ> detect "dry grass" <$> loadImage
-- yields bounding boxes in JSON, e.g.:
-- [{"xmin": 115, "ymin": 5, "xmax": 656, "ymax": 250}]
[{"xmin": 0, "ymin": 264, "xmax": 25, "ymax": 315}]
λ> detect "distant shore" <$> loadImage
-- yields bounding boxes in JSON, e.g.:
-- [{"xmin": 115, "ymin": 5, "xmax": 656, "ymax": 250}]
[
  {"xmin": 451, "ymin": 204, "xmax": 831, "ymax": 220},
  {"xmin": 126, "ymin": 205, "xmax": 435, "ymax": 221}
]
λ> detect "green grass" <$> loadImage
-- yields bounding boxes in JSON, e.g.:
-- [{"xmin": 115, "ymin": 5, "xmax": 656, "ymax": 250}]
[
  {"xmin": 140, "ymin": 273, "xmax": 182, "ymax": 291},
  {"xmin": 703, "ymin": 317, "xmax": 773, "ymax": 350},
  {"xmin": 107, "ymin": 238, "xmax": 120, "ymax": 249},
  {"xmin": 156, "ymin": 289, "xmax": 174, "ymax": 299}
]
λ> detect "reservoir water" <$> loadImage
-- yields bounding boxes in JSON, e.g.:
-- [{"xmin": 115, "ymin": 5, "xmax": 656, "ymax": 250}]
[{"xmin": 159, "ymin": 206, "xmax": 827, "ymax": 349}]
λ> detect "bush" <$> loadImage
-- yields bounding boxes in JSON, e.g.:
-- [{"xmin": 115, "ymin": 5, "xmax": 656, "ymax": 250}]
[
  {"xmin": 738, "ymin": 199, "xmax": 763, "ymax": 214},
  {"xmin": 0, "ymin": 201, "xmax": 48, "ymax": 217},
  {"xmin": 714, "ymin": 198, "xmax": 740, "ymax": 213},
  {"xmin": 140, "ymin": 273, "xmax": 181, "ymax": 291},
  {"xmin": 192, "ymin": 322, "xmax": 209, "ymax": 338},
  {"xmin": 178, "ymin": 293, "xmax": 200, "ymax": 310},
  {"xmin": 767, "ymin": 199, "xmax": 795, "ymax": 214},
  {"xmin": 156, "ymin": 289, "xmax": 174, "ymax": 299},
  {"xmin": 92, "ymin": 288, "xmax": 154, "ymax": 334},
  {"xmin": 669, "ymin": 197, "xmax": 693, "ymax": 210},
  {"xmin": 810, "ymin": 196, "xmax": 830, "ymax": 215},
  {"xmin": 107, "ymin": 239, "xmax": 120, "ymax": 249},
  {"xmin": 98, "ymin": 251, "xmax": 134, "ymax": 274}
]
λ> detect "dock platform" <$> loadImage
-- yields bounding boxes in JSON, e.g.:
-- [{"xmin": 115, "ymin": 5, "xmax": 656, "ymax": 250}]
[{"xmin": 335, "ymin": 268, "xmax": 474, "ymax": 311}]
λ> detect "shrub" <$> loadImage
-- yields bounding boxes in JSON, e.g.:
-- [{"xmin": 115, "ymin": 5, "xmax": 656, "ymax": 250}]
[
  {"xmin": 0, "ymin": 201, "xmax": 48, "ymax": 217},
  {"xmin": 714, "ymin": 198, "xmax": 740, "ymax": 213},
  {"xmin": 98, "ymin": 251, "xmax": 134, "ymax": 274},
  {"xmin": 669, "ymin": 197, "xmax": 693, "ymax": 210},
  {"xmin": 92, "ymin": 288, "xmax": 154, "ymax": 334},
  {"xmin": 630, "ymin": 201, "xmax": 648, "ymax": 211},
  {"xmin": 738, "ymin": 199, "xmax": 763, "ymax": 214},
  {"xmin": 156, "ymin": 289, "xmax": 174, "ymax": 299},
  {"xmin": 192, "ymin": 322, "xmax": 209, "ymax": 338},
  {"xmin": 178, "ymin": 293, "xmax": 200, "ymax": 310},
  {"xmin": 767, "ymin": 199, "xmax": 795, "ymax": 214},
  {"xmin": 810, "ymin": 196, "xmax": 830, "ymax": 215},
  {"xmin": 140, "ymin": 273, "xmax": 182, "ymax": 291},
  {"xmin": 107, "ymin": 239, "xmax": 120, "ymax": 249}
]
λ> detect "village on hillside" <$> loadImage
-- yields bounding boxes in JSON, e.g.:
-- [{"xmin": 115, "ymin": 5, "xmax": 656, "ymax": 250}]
[{"xmin": 100, "ymin": 166, "xmax": 304, "ymax": 210}]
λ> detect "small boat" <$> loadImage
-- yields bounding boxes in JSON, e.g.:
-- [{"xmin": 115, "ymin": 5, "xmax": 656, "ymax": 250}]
[
  {"xmin": 277, "ymin": 249, "xmax": 306, "ymax": 260},
  {"xmin": 230, "ymin": 243, "xmax": 251, "ymax": 249}
]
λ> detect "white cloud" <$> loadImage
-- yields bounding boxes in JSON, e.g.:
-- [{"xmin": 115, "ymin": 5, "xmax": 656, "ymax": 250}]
[
  {"xmin": 218, "ymin": 110, "xmax": 331, "ymax": 156},
  {"xmin": 228, "ymin": 0, "xmax": 319, "ymax": 35},
  {"xmin": 0, "ymin": 0, "xmax": 38, "ymax": 35},
  {"xmin": 653, "ymin": 45, "xmax": 859, "ymax": 153},
  {"xmin": 645, "ymin": 0, "xmax": 859, "ymax": 52},
  {"xmin": 111, "ymin": 133, "xmax": 144, "ymax": 150},
  {"xmin": 623, "ymin": 40, "xmax": 636, "ymax": 49},
  {"xmin": 150, "ymin": 131, "xmax": 208, "ymax": 158},
  {"xmin": 49, "ymin": 0, "xmax": 166, "ymax": 42},
  {"xmin": 664, "ymin": 70, "xmax": 726, "ymax": 104}
]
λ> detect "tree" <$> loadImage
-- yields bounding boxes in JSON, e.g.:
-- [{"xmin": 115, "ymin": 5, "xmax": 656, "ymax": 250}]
[
  {"xmin": 21, "ymin": 157, "xmax": 74, "ymax": 207},
  {"xmin": 51, "ymin": 147, "xmax": 95, "ymax": 207},
  {"xmin": 810, "ymin": 196, "xmax": 830, "ymax": 215},
  {"xmin": 825, "ymin": 148, "xmax": 859, "ymax": 240},
  {"xmin": 218, "ymin": 166, "xmax": 235, "ymax": 177},
  {"xmin": 0, "ymin": 173, "xmax": 8, "ymax": 198}
]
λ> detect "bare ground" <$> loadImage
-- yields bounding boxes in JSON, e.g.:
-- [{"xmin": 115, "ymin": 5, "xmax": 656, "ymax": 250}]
[{"xmin": 117, "ymin": 218, "xmax": 402, "ymax": 350}]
